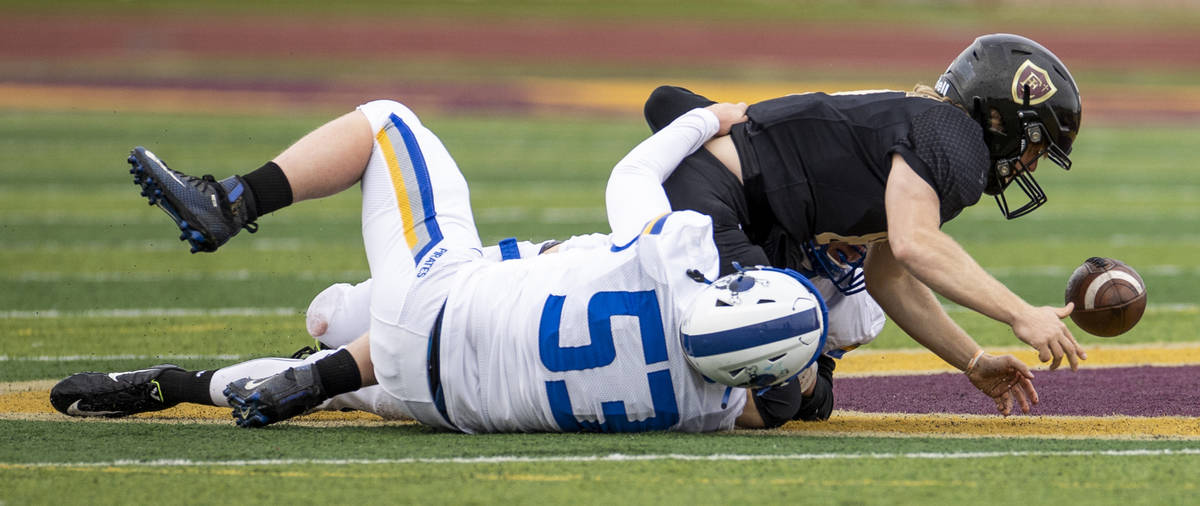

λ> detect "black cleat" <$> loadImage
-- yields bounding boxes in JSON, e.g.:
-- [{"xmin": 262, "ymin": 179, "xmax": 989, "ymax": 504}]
[
  {"xmin": 127, "ymin": 146, "xmax": 258, "ymax": 253},
  {"xmin": 224, "ymin": 364, "xmax": 327, "ymax": 428},
  {"xmin": 50, "ymin": 364, "xmax": 184, "ymax": 417}
]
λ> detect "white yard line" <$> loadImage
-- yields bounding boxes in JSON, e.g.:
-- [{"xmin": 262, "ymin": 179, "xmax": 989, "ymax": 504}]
[
  {"xmin": 4, "ymin": 448, "xmax": 1200, "ymax": 468},
  {"xmin": 0, "ymin": 238, "xmax": 310, "ymax": 252},
  {"xmin": 0, "ymin": 307, "xmax": 301, "ymax": 319},
  {"xmin": 0, "ymin": 354, "xmax": 252, "ymax": 362}
]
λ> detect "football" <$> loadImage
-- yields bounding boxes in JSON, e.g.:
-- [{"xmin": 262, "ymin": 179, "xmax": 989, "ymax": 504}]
[{"xmin": 1064, "ymin": 257, "xmax": 1147, "ymax": 337}]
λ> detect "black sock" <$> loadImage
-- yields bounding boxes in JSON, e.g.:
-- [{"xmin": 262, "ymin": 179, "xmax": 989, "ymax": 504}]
[
  {"xmin": 314, "ymin": 349, "xmax": 362, "ymax": 396},
  {"xmin": 241, "ymin": 161, "xmax": 293, "ymax": 217},
  {"xmin": 156, "ymin": 369, "xmax": 217, "ymax": 405}
]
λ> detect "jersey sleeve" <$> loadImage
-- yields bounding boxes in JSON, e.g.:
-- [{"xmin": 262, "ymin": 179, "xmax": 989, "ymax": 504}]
[
  {"xmin": 553, "ymin": 233, "xmax": 612, "ymax": 252},
  {"xmin": 893, "ymin": 103, "xmax": 991, "ymax": 223},
  {"xmin": 634, "ymin": 211, "xmax": 720, "ymax": 313},
  {"xmin": 606, "ymin": 108, "xmax": 721, "ymax": 245}
]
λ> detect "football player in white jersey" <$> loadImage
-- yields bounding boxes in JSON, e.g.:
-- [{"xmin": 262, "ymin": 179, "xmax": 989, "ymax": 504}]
[
  {"xmin": 52, "ymin": 99, "xmax": 1038, "ymax": 430},
  {"xmin": 212, "ymin": 100, "xmax": 813, "ymax": 432},
  {"xmin": 218, "ymin": 100, "xmax": 1032, "ymax": 430}
]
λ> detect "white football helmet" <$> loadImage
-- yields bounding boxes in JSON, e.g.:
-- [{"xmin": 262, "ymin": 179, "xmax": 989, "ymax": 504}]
[{"xmin": 680, "ymin": 266, "xmax": 828, "ymax": 388}]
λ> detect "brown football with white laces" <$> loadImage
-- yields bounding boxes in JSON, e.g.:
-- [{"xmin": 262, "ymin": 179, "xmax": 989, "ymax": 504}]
[{"xmin": 1064, "ymin": 257, "xmax": 1147, "ymax": 337}]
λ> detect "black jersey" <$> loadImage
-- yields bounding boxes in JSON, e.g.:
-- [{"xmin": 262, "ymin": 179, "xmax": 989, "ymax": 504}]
[{"xmin": 733, "ymin": 91, "xmax": 990, "ymax": 247}]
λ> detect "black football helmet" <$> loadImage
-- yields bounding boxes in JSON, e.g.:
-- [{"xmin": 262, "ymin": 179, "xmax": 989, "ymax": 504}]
[{"xmin": 935, "ymin": 34, "xmax": 1082, "ymax": 219}]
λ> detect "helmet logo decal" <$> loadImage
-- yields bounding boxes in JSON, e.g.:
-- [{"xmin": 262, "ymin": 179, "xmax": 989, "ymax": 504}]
[
  {"xmin": 1011, "ymin": 60, "xmax": 1058, "ymax": 105},
  {"xmin": 934, "ymin": 77, "xmax": 950, "ymax": 96}
]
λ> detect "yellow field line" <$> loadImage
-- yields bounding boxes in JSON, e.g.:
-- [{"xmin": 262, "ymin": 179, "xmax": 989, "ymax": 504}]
[
  {"xmin": 521, "ymin": 77, "xmax": 1200, "ymax": 114},
  {"xmin": 0, "ymin": 83, "xmax": 357, "ymax": 115},
  {"xmin": 9, "ymin": 80, "xmax": 1200, "ymax": 116},
  {"xmin": 521, "ymin": 77, "xmax": 901, "ymax": 112},
  {"xmin": 6, "ymin": 344, "xmax": 1197, "ymax": 439}
]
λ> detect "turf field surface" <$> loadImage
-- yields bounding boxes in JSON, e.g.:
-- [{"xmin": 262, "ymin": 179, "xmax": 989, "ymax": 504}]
[
  {"xmin": 4, "ymin": 106, "xmax": 1199, "ymax": 505},
  {"xmin": 3, "ymin": 1, "xmax": 1200, "ymax": 504}
]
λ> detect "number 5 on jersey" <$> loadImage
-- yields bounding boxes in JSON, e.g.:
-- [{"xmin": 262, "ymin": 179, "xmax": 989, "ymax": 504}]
[{"xmin": 538, "ymin": 290, "xmax": 680, "ymax": 432}]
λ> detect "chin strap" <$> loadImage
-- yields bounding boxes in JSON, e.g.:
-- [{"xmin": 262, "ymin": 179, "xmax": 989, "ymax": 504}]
[{"xmin": 685, "ymin": 269, "xmax": 712, "ymax": 285}]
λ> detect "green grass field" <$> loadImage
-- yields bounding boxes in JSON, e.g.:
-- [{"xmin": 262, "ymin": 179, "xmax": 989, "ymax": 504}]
[
  {"xmin": 3, "ymin": 0, "xmax": 1200, "ymax": 502},
  {"xmin": 2, "ymin": 105, "xmax": 1200, "ymax": 504}
]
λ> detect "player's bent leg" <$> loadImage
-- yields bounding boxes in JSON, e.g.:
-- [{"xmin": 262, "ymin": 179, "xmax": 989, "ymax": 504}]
[
  {"xmin": 270, "ymin": 109, "xmax": 375, "ymax": 202},
  {"xmin": 50, "ymin": 364, "xmax": 185, "ymax": 417},
  {"xmin": 125, "ymin": 106, "xmax": 381, "ymax": 253},
  {"xmin": 356, "ymin": 99, "xmax": 482, "ymax": 324},
  {"xmin": 323, "ymin": 385, "xmax": 413, "ymax": 420}
]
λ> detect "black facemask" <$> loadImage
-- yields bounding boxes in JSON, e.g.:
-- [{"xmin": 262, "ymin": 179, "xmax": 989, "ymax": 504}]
[{"xmin": 985, "ymin": 90, "xmax": 1073, "ymax": 219}]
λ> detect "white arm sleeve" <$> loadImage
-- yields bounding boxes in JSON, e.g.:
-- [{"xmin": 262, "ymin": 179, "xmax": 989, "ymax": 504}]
[
  {"xmin": 555, "ymin": 233, "xmax": 612, "ymax": 252},
  {"xmin": 605, "ymin": 107, "xmax": 720, "ymax": 245}
]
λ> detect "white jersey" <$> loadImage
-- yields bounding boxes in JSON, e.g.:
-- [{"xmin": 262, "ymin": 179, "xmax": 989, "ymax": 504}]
[
  {"xmin": 344, "ymin": 101, "xmax": 876, "ymax": 432},
  {"xmin": 438, "ymin": 211, "xmax": 745, "ymax": 433}
]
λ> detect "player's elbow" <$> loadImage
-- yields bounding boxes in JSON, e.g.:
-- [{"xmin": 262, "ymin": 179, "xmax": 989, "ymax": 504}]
[
  {"xmin": 885, "ymin": 229, "xmax": 920, "ymax": 268},
  {"xmin": 885, "ymin": 223, "xmax": 937, "ymax": 272}
]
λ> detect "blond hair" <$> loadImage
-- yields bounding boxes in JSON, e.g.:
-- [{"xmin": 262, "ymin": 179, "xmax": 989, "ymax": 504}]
[
  {"xmin": 908, "ymin": 83, "xmax": 951, "ymax": 102},
  {"xmin": 909, "ymin": 83, "xmax": 970, "ymax": 114}
]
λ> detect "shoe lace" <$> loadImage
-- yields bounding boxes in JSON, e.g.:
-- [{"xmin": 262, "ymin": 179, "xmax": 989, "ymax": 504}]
[
  {"xmin": 290, "ymin": 346, "xmax": 319, "ymax": 359},
  {"xmin": 289, "ymin": 342, "xmax": 331, "ymax": 359},
  {"xmin": 199, "ymin": 174, "xmax": 259, "ymax": 234}
]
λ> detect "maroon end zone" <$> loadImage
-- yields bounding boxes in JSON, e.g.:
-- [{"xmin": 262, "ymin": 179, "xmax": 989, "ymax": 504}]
[{"xmin": 834, "ymin": 365, "xmax": 1200, "ymax": 417}]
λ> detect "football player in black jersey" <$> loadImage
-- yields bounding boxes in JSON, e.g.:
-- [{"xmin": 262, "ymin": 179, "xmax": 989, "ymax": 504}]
[{"xmin": 639, "ymin": 34, "xmax": 1083, "ymax": 420}]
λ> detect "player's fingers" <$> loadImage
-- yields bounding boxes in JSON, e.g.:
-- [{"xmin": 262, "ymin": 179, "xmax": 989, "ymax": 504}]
[
  {"xmin": 1012, "ymin": 384, "xmax": 1032, "ymax": 414},
  {"xmin": 1019, "ymin": 376, "xmax": 1039, "ymax": 405},
  {"xmin": 1048, "ymin": 341, "xmax": 1065, "ymax": 370},
  {"xmin": 1037, "ymin": 344, "xmax": 1052, "ymax": 364},
  {"xmin": 1057, "ymin": 302, "xmax": 1075, "ymax": 318},
  {"xmin": 1007, "ymin": 356, "xmax": 1035, "ymax": 379},
  {"xmin": 1064, "ymin": 327, "xmax": 1088, "ymax": 361},
  {"xmin": 1062, "ymin": 336, "xmax": 1081, "ymax": 371}
]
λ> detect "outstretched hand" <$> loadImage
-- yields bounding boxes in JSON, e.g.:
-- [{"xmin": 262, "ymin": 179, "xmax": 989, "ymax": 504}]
[
  {"xmin": 966, "ymin": 352, "xmax": 1038, "ymax": 416},
  {"xmin": 1012, "ymin": 302, "xmax": 1087, "ymax": 371},
  {"xmin": 705, "ymin": 102, "xmax": 748, "ymax": 135}
]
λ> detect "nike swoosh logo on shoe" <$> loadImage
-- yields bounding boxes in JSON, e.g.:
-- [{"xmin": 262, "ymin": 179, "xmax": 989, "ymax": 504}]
[
  {"xmin": 142, "ymin": 151, "xmax": 185, "ymax": 187},
  {"xmin": 66, "ymin": 400, "xmax": 122, "ymax": 417},
  {"xmin": 242, "ymin": 377, "xmax": 270, "ymax": 390},
  {"xmin": 107, "ymin": 367, "xmax": 160, "ymax": 382}
]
